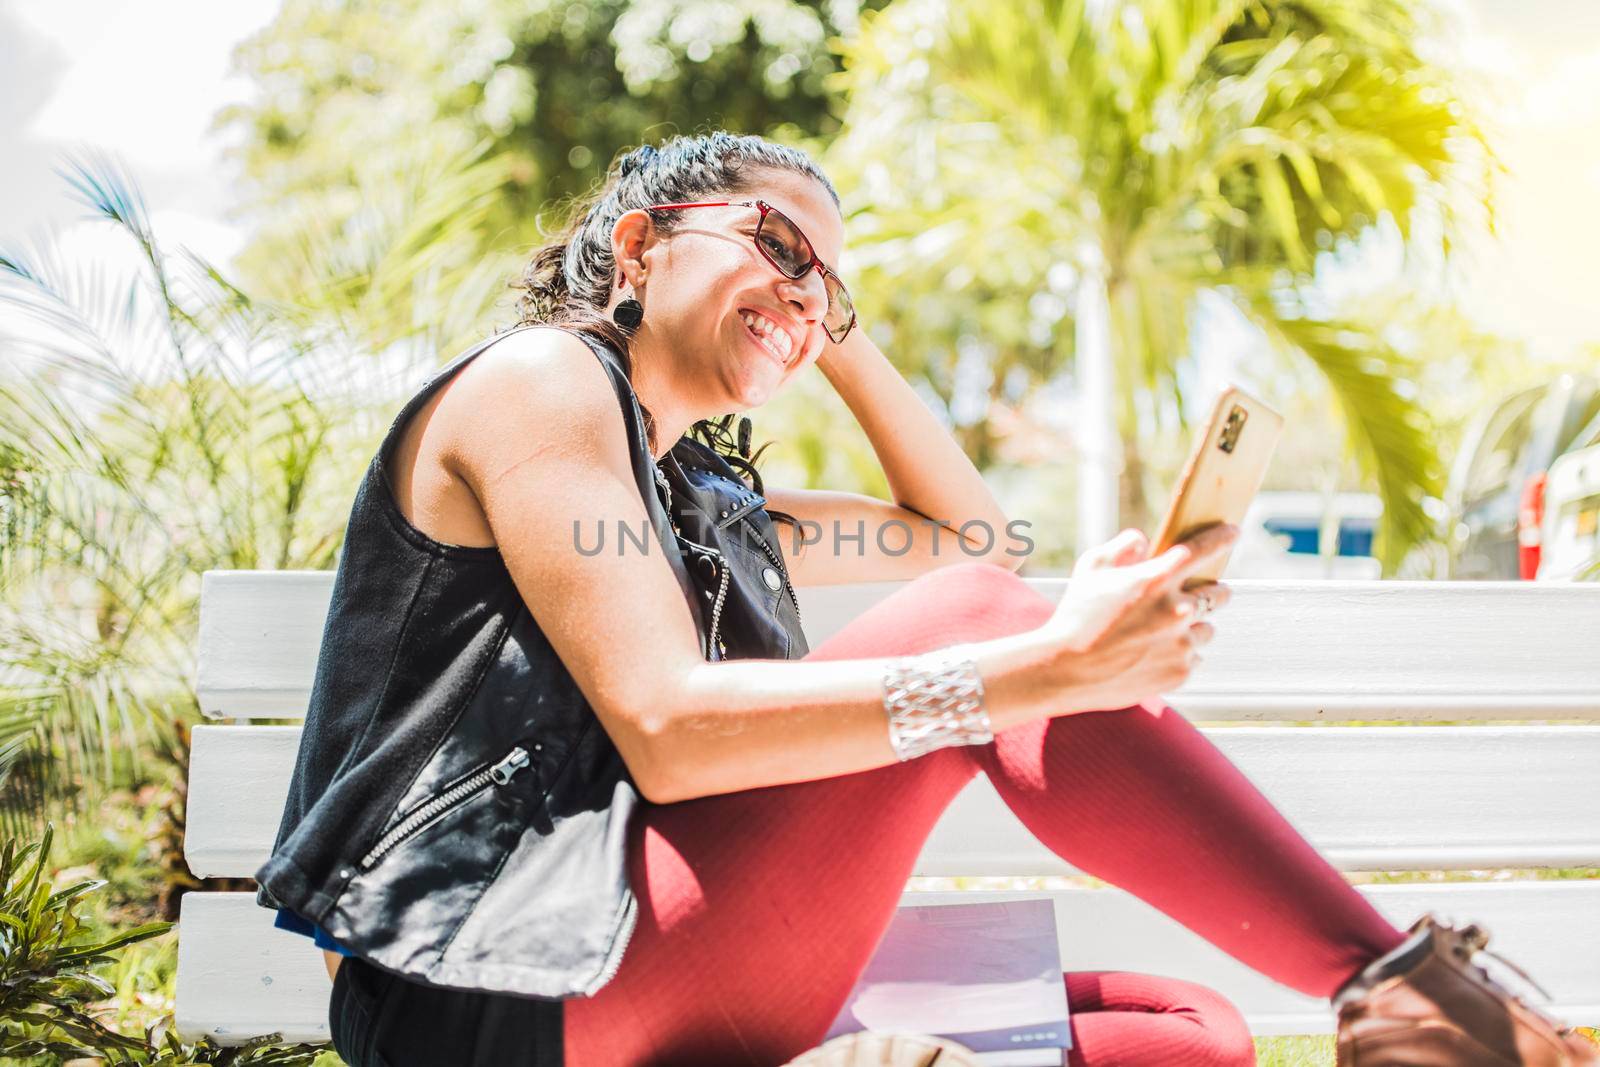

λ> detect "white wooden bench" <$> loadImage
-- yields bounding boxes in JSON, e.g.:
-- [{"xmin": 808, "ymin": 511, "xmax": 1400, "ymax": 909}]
[{"xmin": 176, "ymin": 572, "xmax": 1600, "ymax": 1045}]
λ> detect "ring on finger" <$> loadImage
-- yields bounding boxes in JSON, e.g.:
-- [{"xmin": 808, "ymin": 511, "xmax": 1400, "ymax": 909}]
[{"xmin": 1193, "ymin": 587, "xmax": 1216, "ymax": 618}]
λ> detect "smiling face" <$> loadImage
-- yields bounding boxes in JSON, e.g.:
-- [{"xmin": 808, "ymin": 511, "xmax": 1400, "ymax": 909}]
[{"xmin": 608, "ymin": 167, "xmax": 846, "ymax": 421}]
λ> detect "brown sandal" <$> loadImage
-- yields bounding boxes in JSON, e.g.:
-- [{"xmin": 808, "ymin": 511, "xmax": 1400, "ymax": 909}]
[{"xmin": 1334, "ymin": 913, "xmax": 1599, "ymax": 1066}]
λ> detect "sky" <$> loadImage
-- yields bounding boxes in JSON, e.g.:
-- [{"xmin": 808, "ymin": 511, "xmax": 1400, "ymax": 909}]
[
  {"xmin": 2, "ymin": 0, "xmax": 1598, "ymax": 360},
  {"xmin": 1433, "ymin": 0, "xmax": 1600, "ymax": 358},
  {"xmin": 0, "ymin": 0, "xmax": 280, "ymax": 264}
]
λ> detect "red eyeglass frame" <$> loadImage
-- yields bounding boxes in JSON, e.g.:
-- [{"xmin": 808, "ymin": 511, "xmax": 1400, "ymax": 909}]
[{"xmin": 643, "ymin": 199, "xmax": 856, "ymax": 344}]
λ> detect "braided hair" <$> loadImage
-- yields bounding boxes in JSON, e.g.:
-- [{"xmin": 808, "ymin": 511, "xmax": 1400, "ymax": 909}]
[{"xmin": 511, "ymin": 131, "xmax": 840, "ymax": 497}]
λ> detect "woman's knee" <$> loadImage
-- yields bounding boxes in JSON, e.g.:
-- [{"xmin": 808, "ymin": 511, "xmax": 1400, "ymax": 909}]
[
  {"xmin": 1066, "ymin": 971, "xmax": 1255, "ymax": 1067},
  {"xmin": 1170, "ymin": 978, "xmax": 1257, "ymax": 1067},
  {"xmin": 805, "ymin": 560, "xmax": 1049, "ymax": 662},
  {"xmin": 908, "ymin": 560, "xmax": 1048, "ymax": 628}
]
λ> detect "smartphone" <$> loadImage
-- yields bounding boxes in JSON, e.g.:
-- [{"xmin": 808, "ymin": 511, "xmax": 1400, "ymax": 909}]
[{"xmin": 1149, "ymin": 384, "xmax": 1285, "ymax": 588}]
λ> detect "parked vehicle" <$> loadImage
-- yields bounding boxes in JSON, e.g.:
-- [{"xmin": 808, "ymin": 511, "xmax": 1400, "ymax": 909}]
[
  {"xmin": 1536, "ymin": 414, "xmax": 1600, "ymax": 580},
  {"xmin": 1229, "ymin": 491, "xmax": 1383, "ymax": 579},
  {"xmin": 1443, "ymin": 374, "xmax": 1600, "ymax": 579}
]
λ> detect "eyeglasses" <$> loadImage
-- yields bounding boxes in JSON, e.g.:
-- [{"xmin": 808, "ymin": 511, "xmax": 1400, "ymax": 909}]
[{"xmin": 643, "ymin": 199, "xmax": 856, "ymax": 344}]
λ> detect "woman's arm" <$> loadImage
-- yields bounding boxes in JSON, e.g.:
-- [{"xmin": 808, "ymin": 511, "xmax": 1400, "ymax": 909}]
[
  {"xmin": 439, "ymin": 329, "xmax": 1068, "ymax": 804},
  {"xmin": 758, "ymin": 485, "xmax": 1027, "ymax": 586},
  {"xmin": 824, "ymin": 329, "xmax": 1015, "ymax": 553},
  {"xmin": 441, "ymin": 329, "xmax": 1232, "ymax": 805}
]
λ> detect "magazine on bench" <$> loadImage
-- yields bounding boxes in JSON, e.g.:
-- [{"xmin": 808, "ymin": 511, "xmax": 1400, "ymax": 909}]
[{"xmin": 823, "ymin": 898, "xmax": 1072, "ymax": 1066}]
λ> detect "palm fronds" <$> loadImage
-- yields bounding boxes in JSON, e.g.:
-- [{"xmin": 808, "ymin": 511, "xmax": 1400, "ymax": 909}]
[
  {"xmin": 824, "ymin": 0, "xmax": 1491, "ymax": 567},
  {"xmin": 1243, "ymin": 294, "xmax": 1445, "ymax": 571},
  {"xmin": 233, "ymin": 141, "xmax": 522, "ymax": 358},
  {"xmin": 0, "ymin": 157, "xmax": 403, "ymax": 826}
]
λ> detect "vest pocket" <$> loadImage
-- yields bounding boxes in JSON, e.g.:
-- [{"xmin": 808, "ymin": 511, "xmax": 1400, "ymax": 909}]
[{"xmin": 358, "ymin": 745, "xmax": 535, "ymax": 871}]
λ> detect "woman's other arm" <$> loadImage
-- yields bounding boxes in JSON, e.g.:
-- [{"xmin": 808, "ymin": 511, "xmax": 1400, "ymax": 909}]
[{"xmin": 760, "ymin": 328, "xmax": 1022, "ymax": 586}]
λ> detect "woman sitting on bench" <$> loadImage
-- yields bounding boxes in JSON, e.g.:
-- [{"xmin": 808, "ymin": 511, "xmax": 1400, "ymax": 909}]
[{"xmin": 256, "ymin": 131, "xmax": 1596, "ymax": 1067}]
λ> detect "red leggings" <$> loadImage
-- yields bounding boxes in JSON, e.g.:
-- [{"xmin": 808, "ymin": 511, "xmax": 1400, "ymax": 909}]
[{"xmin": 564, "ymin": 562, "xmax": 1408, "ymax": 1066}]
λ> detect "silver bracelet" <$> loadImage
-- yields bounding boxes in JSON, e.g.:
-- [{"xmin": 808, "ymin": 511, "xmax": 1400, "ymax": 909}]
[{"xmin": 882, "ymin": 643, "xmax": 993, "ymax": 762}]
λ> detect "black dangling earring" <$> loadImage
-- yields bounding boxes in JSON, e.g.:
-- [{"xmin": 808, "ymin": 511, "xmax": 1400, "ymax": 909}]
[
  {"xmin": 736, "ymin": 415, "xmax": 752, "ymax": 459},
  {"xmin": 612, "ymin": 291, "xmax": 644, "ymax": 334}
]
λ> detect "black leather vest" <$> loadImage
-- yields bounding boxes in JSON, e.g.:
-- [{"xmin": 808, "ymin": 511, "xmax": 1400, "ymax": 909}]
[{"xmin": 254, "ymin": 324, "xmax": 807, "ymax": 1001}]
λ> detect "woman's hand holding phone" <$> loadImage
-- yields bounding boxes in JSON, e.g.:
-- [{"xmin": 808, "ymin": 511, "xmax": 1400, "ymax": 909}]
[{"xmin": 1035, "ymin": 524, "xmax": 1238, "ymax": 715}]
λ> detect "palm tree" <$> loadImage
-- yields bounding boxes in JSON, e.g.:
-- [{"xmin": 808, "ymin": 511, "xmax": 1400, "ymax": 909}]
[
  {"xmin": 0, "ymin": 154, "xmax": 466, "ymax": 831},
  {"xmin": 233, "ymin": 141, "xmax": 520, "ymax": 360},
  {"xmin": 823, "ymin": 0, "xmax": 1492, "ymax": 570}
]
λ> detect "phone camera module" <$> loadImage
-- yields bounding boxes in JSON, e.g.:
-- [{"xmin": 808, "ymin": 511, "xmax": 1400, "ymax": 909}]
[{"xmin": 1217, "ymin": 406, "xmax": 1248, "ymax": 454}]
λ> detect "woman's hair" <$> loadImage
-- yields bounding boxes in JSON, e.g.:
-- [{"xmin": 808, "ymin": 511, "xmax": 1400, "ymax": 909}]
[{"xmin": 512, "ymin": 130, "xmax": 840, "ymax": 495}]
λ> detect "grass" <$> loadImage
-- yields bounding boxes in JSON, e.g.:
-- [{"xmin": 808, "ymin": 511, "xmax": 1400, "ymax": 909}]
[
  {"xmin": 1254, "ymin": 1036, "xmax": 1336, "ymax": 1065},
  {"xmin": 1256, "ymin": 1030, "xmax": 1600, "ymax": 1065}
]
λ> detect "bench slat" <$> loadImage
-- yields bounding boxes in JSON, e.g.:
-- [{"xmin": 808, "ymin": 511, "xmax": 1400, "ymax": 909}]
[
  {"xmin": 174, "ymin": 882, "xmax": 1600, "ymax": 1045},
  {"xmin": 186, "ymin": 723, "xmax": 1600, "ymax": 879},
  {"xmin": 197, "ymin": 571, "xmax": 1600, "ymax": 721}
]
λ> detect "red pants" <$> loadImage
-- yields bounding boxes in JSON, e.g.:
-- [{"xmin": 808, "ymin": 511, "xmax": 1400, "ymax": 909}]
[{"xmin": 564, "ymin": 562, "xmax": 1407, "ymax": 1066}]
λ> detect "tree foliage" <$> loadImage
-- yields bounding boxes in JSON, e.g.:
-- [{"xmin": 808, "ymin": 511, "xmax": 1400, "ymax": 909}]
[
  {"xmin": 0, "ymin": 155, "xmax": 403, "ymax": 826},
  {"xmin": 219, "ymin": 0, "xmax": 887, "ymax": 349},
  {"xmin": 823, "ymin": 0, "xmax": 1495, "ymax": 568}
]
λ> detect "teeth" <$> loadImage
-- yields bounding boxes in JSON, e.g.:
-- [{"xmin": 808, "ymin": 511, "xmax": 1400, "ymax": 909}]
[
  {"xmin": 741, "ymin": 311, "xmax": 790, "ymax": 360},
  {"xmin": 739, "ymin": 310, "xmax": 792, "ymax": 364}
]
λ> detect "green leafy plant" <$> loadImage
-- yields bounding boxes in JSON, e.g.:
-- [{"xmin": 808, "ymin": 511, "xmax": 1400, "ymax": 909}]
[
  {"xmin": 0, "ymin": 824, "xmax": 167, "ymax": 1060},
  {"xmin": 1, "ymin": 823, "xmax": 324, "ymax": 1064},
  {"xmin": 220, "ymin": 0, "xmax": 887, "ymax": 345}
]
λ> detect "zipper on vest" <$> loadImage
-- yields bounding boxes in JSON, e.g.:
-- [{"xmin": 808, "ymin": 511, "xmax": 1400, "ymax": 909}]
[
  {"xmin": 739, "ymin": 518, "xmax": 802, "ymax": 628},
  {"xmin": 358, "ymin": 745, "xmax": 533, "ymax": 871},
  {"xmin": 705, "ymin": 550, "xmax": 729, "ymax": 660},
  {"xmin": 583, "ymin": 886, "xmax": 639, "ymax": 995}
]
